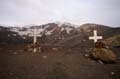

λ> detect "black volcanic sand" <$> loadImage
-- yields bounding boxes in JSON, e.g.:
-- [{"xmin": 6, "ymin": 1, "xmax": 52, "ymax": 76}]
[{"xmin": 0, "ymin": 45, "xmax": 120, "ymax": 79}]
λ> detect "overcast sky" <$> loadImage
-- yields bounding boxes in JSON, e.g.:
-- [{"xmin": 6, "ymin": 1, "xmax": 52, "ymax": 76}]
[{"xmin": 0, "ymin": 0, "xmax": 120, "ymax": 27}]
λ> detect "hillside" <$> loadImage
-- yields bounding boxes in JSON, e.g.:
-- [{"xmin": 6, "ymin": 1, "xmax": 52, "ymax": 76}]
[
  {"xmin": 58, "ymin": 23, "xmax": 120, "ymax": 48},
  {"xmin": 0, "ymin": 23, "xmax": 120, "ymax": 48},
  {"xmin": 0, "ymin": 23, "xmax": 120, "ymax": 79}
]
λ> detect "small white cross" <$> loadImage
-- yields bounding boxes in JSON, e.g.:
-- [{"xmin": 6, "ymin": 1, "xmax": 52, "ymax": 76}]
[
  {"xmin": 89, "ymin": 30, "xmax": 103, "ymax": 43},
  {"xmin": 29, "ymin": 28, "xmax": 42, "ymax": 44}
]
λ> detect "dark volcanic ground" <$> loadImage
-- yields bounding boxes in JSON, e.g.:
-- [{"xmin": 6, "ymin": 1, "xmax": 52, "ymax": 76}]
[{"xmin": 0, "ymin": 45, "xmax": 120, "ymax": 79}]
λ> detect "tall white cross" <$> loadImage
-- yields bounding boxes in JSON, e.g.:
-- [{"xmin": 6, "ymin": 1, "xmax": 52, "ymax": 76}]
[
  {"xmin": 89, "ymin": 30, "xmax": 103, "ymax": 43},
  {"xmin": 29, "ymin": 28, "xmax": 42, "ymax": 44}
]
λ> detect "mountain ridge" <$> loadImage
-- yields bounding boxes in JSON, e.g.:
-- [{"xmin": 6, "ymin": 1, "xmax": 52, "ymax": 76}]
[{"xmin": 0, "ymin": 23, "xmax": 120, "ymax": 48}]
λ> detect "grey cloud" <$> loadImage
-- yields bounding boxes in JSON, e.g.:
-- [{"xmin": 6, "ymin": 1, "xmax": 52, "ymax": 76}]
[{"xmin": 0, "ymin": 0, "xmax": 120, "ymax": 27}]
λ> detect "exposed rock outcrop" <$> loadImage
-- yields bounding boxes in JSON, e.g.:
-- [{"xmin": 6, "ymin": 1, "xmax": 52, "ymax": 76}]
[{"xmin": 91, "ymin": 42, "xmax": 117, "ymax": 63}]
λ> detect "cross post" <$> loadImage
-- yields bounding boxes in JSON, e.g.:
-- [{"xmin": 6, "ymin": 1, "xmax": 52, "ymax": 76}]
[
  {"xmin": 89, "ymin": 30, "xmax": 103, "ymax": 43},
  {"xmin": 29, "ymin": 28, "xmax": 42, "ymax": 44},
  {"xmin": 29, "ymin": 28, "xmax": 42, "ymax": 52}
]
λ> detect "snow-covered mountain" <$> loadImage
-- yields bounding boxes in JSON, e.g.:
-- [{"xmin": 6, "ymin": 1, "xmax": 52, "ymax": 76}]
[
  {"xmin": 0, "ymin": 22, "xmax": 79, "ymax": 44},
  {"xmin": 9, "ymin": 22, "xmax": 79, "ymax": 36},
  {"xmin": 0, "ymin": 23, "xmax": 120, "ymax": 48}
]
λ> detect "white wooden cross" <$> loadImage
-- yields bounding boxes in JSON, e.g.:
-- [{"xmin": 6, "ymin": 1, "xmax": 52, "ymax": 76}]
[
  {"xmin": 89, "ymin": 30, "xmax": 103, "ymax": 43},
  {"xmin": 29, "ymin": 28, "xmax": 42, "ymax": 44},
  {"xmin": 29, "ymin": 28, "xmax": 42, "ymax": 52}
]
